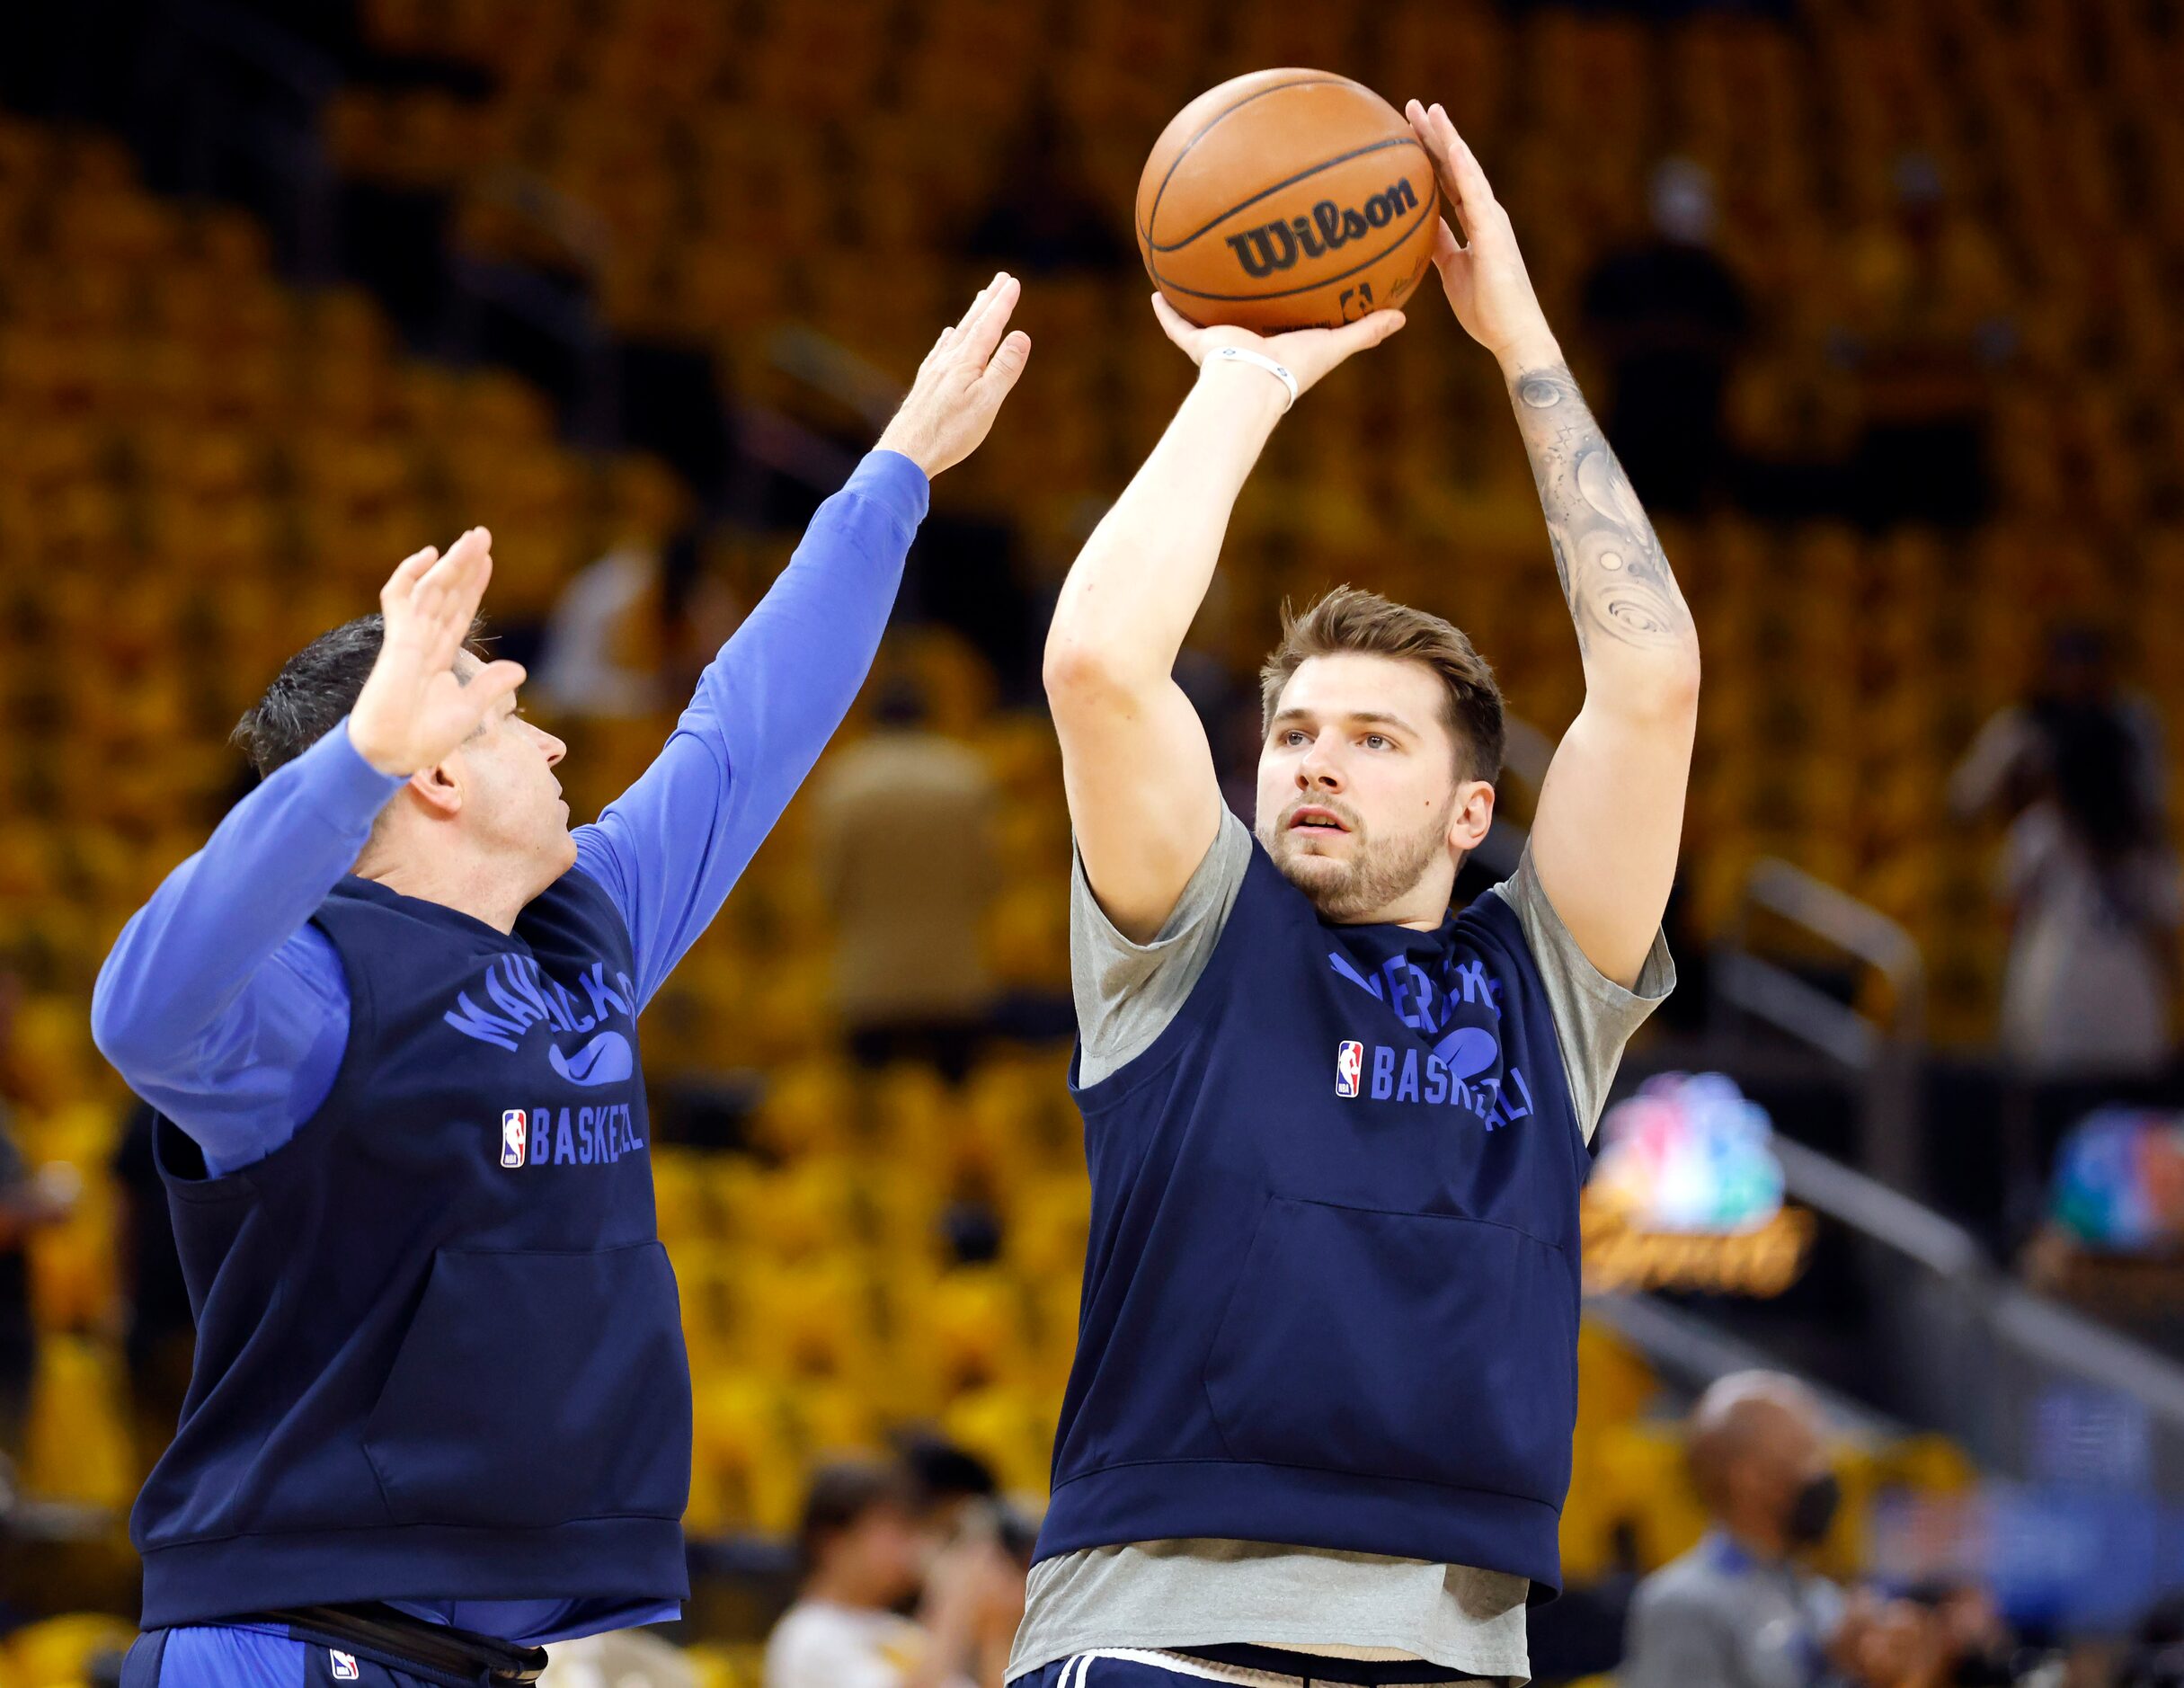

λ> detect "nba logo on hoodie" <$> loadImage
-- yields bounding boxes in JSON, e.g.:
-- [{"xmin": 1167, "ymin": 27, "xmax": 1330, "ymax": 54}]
[
  {"xmin": 330, "ymin": 1652, "xmax": 360, "ymax": 1681},
  {"xmin": 501, "ymin": 1109, "xmax": 528, "ymax": 1168},
  {"xmin": 1335, "ymin": 1040, "xmax": 1363, "ymax": 1097}
]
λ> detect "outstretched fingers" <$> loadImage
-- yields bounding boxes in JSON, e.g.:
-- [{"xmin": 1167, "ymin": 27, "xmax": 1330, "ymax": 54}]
[
  {"xmin": 1432, "ymin": 105, "xmax": 1502, "ymax": 228},
  {"xmin": 936, "ymin": 272, "xmax": 1002, "ymax": 357},
  {"xmin": 977, "ymin": 328, "xmax": 1032, "ymax": 399},
  {"xmin": 954, "ymin": 272, "xmax": 1021, "ymax": 370},
  {"xmin": 953, "ymin": 273, "xmax": 1000, "ymax": 333},
  {"xmin": 1406, "ymin": 101, "xmax": 1464, "ymax": 233},
  {"xmin": 445, "ymin": 526, "xmax": 494, "ymax": 612},
  {"xmin": 380, "ymin": 545, "xmax": 439, "ymax": 612},
  {"xmin": 1407, "ymin": 101, "xmax": 1498, "ymax": 244},
  {"xmin": 408, "ymin": 528, "xmax": 493, "ymax": 666}
]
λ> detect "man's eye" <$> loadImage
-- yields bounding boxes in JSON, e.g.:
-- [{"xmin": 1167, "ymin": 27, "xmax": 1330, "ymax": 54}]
[
  {"xmin": 1285, "ymin": 730, "xmax": 1309, "ymax": 746},
  {"xmin": 1364, "ymin": 733, "xmax": 1389, "ymax": 750}
]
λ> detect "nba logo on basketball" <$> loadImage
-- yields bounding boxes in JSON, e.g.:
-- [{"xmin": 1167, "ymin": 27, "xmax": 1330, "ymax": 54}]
[
  {"xmin": 500, "ymin": 1108, "xmax": 528, "ymax": 1168},
  {"xmin": 330, "ymin": 1652, "xmax": 360, "ymax": 1681},
  {"xmin": 1335, "ymin": 1040, "xmax": 1363, "ymax": 1097}
]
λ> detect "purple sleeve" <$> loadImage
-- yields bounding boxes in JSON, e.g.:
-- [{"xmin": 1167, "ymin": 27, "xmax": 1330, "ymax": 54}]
[
  {"xmin": 573, "ymin": 450, "xmax": 928, "ymax": 1005},
  {"xmin": 90, "ymin": 720, "xmax": 402, "ymax": 1173}
]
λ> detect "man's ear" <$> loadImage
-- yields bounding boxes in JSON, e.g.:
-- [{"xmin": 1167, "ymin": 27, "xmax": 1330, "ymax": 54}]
[
  {"xmin": 405, "ymin": 757, "xmax": 464, "ymax": 819},
  {"xmin": 1447, "ymin": 778, "xmax": 1495, "ymax": 854}
]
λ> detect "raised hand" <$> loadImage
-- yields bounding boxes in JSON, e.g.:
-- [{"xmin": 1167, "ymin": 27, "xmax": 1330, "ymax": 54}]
[
  {"xmin": 1150, "ymin": 292, "xmax": 1406, "ymax": 398},
  {"xmin": 875, "ymin": 271, "xmax": 1033, "ymax": 477},
  {"xmin": 349, "ymin": 528, "xmax": 527, "ymax": 777},
  {"xmin": 1405, "ymin": 100, "xmax": 1559, "ymax": 372}
]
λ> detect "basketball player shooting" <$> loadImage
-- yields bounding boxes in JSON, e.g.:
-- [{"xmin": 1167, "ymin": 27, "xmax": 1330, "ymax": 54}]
[
  {"xmin": 91, "ymin": 278, "xmax": 1029, "ymax": 1688},
  {"xmin": 1012, "ymin": 107, "xmax": 1699, "ymax": 1686}
]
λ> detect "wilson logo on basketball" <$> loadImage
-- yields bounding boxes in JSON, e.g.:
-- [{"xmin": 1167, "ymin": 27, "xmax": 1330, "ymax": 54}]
[{"xmin": 1224, "ymin": 178, "xmax": 1423, "ymax": 279}]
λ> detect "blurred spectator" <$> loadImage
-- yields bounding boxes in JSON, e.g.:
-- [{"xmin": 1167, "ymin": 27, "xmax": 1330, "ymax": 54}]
[
  {"xmin": 1835, "ymin": 154, "xmax": 2012, "ymax": 530},
  {"xmin": 1622, "ymin": 1373, "xmax": 1926, "ymax": 1688},
  {"xmin": 537, "ymin": 1626, "xmax": 697, "ymax": 1687},
  {"xmin": 966, "ymin": 103, "xmax": 1126, "ymax": 277},
  {"xmin": 1579, "ymin": 158, "xmax": 1751, "ymax": 514},
  {"xmin": 899, "ymin": 1432, "xmax": 1038, "ymax": 1589},
  {"xmin": 532, "ymin": 526, "xmax": 749, "ymax": 721},
  {"xmin": 899, "ymin": 1432, "xmax": 999, "ymax": 1538},
  {"xmin": 531, "ymin": 543, "xmax": 670, "ymax": 719},
  {"xmin": 1895, "ymin": 1579, "xmax": 2028, "ymax": 1687},
  {"xmin": 764, "ymin": 1458, "xmax": 1020, "ymax": 1688},
  {"xmin": 1950, "ymin": 626, "xmax": 2178, "ymax": 1083},
  {"xmin": 811, "ymin": 676, "xmax": 999, "ymax": 1081}
]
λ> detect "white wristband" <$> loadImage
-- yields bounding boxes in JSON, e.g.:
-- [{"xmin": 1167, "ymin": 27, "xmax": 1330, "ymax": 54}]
[{"xmin": 1208, "ymin": 345, "xmax": 1299, "ymax": 412}]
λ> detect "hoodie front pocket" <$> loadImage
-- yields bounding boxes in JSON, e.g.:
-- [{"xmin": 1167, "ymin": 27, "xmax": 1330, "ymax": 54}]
[
  {"xmin": 1203, "ymin": 1196, "xmax": 1576, "ymax": 1505},
  {"xmin": 363, "ymin": 1243, "xmax": 691, "ymax": 1528}
]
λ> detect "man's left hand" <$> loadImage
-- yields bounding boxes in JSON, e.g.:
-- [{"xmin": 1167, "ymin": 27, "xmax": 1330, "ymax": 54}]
[
  {"xmin": 875, "ymin": 271, "xmax": 1033, "ymax": 479},
  {"xmin": 1405, "ymin": 100, "xmax": 1560, "ymax": 374}
]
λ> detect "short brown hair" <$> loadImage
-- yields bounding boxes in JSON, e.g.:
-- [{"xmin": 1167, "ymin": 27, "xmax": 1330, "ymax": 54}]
[
  {"xmin": 1259, "ymin": 586, "xmax": 1505, "ymax": 782},
  {"xmin": 795, "ymin": 1457, "xmax": 914, "ymax": 1575}
]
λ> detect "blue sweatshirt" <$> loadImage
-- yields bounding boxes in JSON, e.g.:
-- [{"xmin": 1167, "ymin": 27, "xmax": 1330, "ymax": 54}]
[
  {"xmin": 1034, "ymin": 840, "xmax": 1586, "ymax": 1595},
  {"xmin": 92, "ymin": 450, "xmax": 929, "ymax": 1645}
]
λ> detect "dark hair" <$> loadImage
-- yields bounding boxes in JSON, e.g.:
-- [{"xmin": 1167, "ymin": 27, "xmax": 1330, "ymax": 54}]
[
  {"xmin": 898, "ymin": 1432, "xmax": 998, "ymax": 1510},
  {"xmin": 795, "ymin": 1458, "xmax": 913, "ymax": 1577},
  {"xmin": 233, "ymin": 614, "xmax": 487, "ymax": 779},
  {"xmin": 2029, "ymin": 697, "xmax": 2161, "ymax": 875},
  {"xmin": 1259, "ymin": 586, "xmax": 1506, "ymax": 783}
]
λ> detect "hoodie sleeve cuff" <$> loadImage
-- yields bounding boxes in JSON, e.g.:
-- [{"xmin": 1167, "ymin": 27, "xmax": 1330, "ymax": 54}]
[
  {"xmin": 322, "ymin": 715, "xmax": 409, "ymax": 823},
  {"xmin": 848, "ymin": 449, "xmax": 933, "ymax": 529}
]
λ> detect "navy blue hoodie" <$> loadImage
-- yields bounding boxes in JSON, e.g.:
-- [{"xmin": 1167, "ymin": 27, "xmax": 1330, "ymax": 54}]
[
  {"xmin": 1034, "ymin": 843, "xmax": 1585, "ymax": 1595},
  {"xmin": 132, "ymin": 870, "xmax": 689, "ymax": 1626}
]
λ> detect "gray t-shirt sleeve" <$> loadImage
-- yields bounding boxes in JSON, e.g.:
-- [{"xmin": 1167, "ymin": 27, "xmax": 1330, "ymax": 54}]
[
  {"xmin": 1482, "ymin": 845, "xmax": 1676, "ymax": 1142},
  {"xmin": 1071, "ymin": 809, "xmax": 1256, "ymax": 1088}
]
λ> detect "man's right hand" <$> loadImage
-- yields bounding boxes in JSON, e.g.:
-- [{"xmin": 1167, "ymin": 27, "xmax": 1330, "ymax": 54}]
[
  {"xmin": 349, "ymin": 528, "xmax": 526, "ymax": 777},
  {"xmin": 1150, "ymin": 293, "xmax": 1407, "ymax": 397}
]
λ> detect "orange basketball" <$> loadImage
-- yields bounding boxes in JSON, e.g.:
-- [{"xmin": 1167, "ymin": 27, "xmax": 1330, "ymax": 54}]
[{"xmin": 1136, "ymin": 69, "xmax": 1440, "ymax": 334}]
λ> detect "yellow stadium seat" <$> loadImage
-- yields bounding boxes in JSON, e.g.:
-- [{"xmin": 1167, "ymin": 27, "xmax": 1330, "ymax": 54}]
[
  {"xmin": 1587, "ymin": 1419, "xmax": 1710, "ymax": 1573},
  {"xmin": 750, "ymin": 1062, "xmax": 857, "ymax": 1162},
  {"xmin": 687, "ymin": 1374, "xmax": 802, "ymax": 1535},
  {"xmin": 921, "ymin": 1265, "xmax": 1030, "ymax": 1397},
  {"xmin": 940, "ymin": 1381, "xmax": 1060, "ymax": 1499},
  {"xmin": 1, "ymin": 1613, "xmax": 138, "ymax": 1688},
  {"xmin": 1574, "ymin": 1320, "xmax": 1659, "ymax": 1435},
  {"xmin": 745, "ymin": 1256, "xmax": 883, "ymax": 1387},
  {"xmin": 21, "ymin": 1334, "xmax": 134, "ymax": 1509},
  {"xmin": 1009, "ymin": 1176, "xmax": 1092, "ymax": 1288}
]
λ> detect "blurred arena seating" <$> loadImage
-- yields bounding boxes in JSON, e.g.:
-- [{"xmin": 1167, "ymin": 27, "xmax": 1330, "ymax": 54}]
[
  {"xmin": 2, "ymin": 0, "xmax": 2183, "ymax": 1674},
  {"xmin": 324, "ymin": 0, "xmax": 2184, "ymax": 1048}
]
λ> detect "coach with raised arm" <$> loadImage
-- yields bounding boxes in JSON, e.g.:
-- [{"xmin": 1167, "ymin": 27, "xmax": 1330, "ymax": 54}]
[
  {"xmin": 92, "ymin": 279, "xmax": 1030, "ymax": 1688},
  {"xmin": 1012, "ymin": 106, "xmax": 1696, "ymax": 1686}
]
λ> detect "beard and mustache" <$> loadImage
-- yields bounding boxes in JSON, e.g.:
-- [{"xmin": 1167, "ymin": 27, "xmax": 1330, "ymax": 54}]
[{"xmin": 1256, "ymin": 791, "xmax": 1455, "ymax": 922}]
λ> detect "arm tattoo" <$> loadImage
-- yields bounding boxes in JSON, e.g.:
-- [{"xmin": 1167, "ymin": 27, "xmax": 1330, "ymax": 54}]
[{"xmin": 1510, "ymin": 363, "xmax": 1694, "ymax": 657}]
